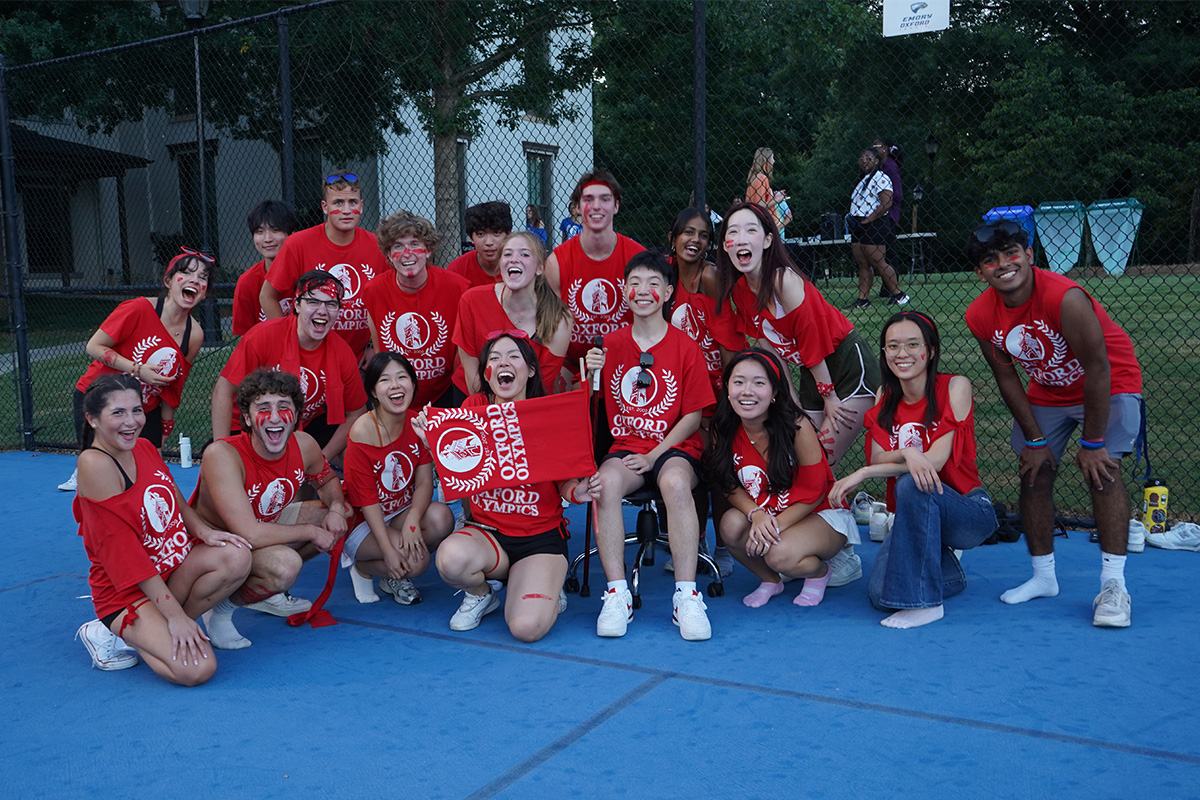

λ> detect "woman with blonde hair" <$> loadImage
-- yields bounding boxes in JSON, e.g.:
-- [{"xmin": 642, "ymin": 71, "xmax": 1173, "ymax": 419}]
[
  {"xmin": 745, "ymin": 147, "xmax": 777, "ymax": 219},
  {"xmin": 453, "ymin": 231, "xmax": 573, "ymax": 395}
]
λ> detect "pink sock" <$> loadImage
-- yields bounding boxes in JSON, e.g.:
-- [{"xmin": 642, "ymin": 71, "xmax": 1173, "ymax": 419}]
[
  {"xmin": 793, "ymin": 569, "xmax": 833, "ymax": 607},
  {"xmin": 743, "ymin": 581, "xmax": 784, "ymax": 608}
]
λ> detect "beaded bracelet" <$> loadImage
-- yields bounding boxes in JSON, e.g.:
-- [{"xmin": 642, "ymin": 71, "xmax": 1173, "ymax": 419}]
[
  {"xmin": 816, "ymin": 382, "xmax": 835, "ymax": 398},
  {"xmin": 747, "ymin": 505, "xmax": 767, "ymax": 522},
  {"xmin": 1080, "ymin": 439, "xmax": 1106, "ymax": 450},
  {"xmin": 129, "ymin": 361, "xmax": 141, "ymax": 378},
  {"xmin": 1024, "ymin": 438, "xmax": 1048, "ymax": 449}
]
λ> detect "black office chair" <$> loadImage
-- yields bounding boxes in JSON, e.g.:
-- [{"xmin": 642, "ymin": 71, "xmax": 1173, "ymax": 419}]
[{"xmin": 564, "ymin": 484, "xmax": 725, "ymax": 608}]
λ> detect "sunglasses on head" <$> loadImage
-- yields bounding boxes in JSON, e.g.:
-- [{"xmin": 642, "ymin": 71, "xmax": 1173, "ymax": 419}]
[
  {"xmin": 179, "ymin": 246, "xmax": 215, "ymax": 263},
  {"xmin": 486, "ymin": 329, "xmax": 530, "ymax": 342},
  {"xmin": 325, "ymin": 172, "xmax": 359, "ymax": 184},
  {"xmin": 636, "ymin": 352, "xmax": 654, "ymax": 390},
  {"xmin": 969, "ymin": 219, "xmax": 1025, "ymax": 246}
]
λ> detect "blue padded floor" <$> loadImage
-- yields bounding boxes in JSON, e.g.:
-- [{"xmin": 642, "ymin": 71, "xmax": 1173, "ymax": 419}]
[{"xmin": 4, "ymin": 451, "xmax": 1199, "ymax": 799}]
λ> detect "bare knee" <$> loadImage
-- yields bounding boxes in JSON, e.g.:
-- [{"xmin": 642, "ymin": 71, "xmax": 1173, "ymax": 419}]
[
  {"xmin": 719, "ymin": 510, "xmax": 749, "ymax": 549},
  {"xmin": 218, "ymin": 545, "xmax": 253, "ymax": 583},
  {"xmin": 423, "ymin": 503, "xmax": 455, "ymax": 544},
  {"xmin": 435, "ymin": 534, "xmax": 476, "ymax": 581},
  {"xmin": 253, "ymin": 547, "xmax": 303, "ymax": 592},
  {"xmin": 508, "ymin": 612, "xmax": 552, "ymax": 643}
]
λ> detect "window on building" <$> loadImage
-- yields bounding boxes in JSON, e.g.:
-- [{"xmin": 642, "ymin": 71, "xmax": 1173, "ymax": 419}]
[
  {"xmin": 23, "ymin": 185, "xmax": 73, "ymax": 277},
  {"xmin": 525, "ymin": 145, "xmax": 556, "ymax": 247}
]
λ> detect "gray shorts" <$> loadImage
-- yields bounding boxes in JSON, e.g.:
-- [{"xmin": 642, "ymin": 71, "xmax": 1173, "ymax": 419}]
[{"xmin": 1009, "ymin": 393, "xmax": 1142, "ymax": 459}]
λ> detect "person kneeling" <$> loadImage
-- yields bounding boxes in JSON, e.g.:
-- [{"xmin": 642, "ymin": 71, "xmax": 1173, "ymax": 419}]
[
  {"xmin": 192, "ymin": 369, "xmax": 351, "ymax": 649},
  {"xmin": 703, "ymin": 349, "xmax": 859, "ymax": 609}
]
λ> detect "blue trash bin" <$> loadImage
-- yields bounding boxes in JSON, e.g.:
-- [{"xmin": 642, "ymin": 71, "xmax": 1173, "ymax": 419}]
[
  {"xmin": 1086, "ymin": 198, "xmax": 1144, "ymax": 275},
  {"xmin": 983, "ymin": 205, "xmax": 1035, "ymax": 247},
  {"xmin": 1034, "ymin": 201, "xmax": 1085, "ymax": 274}
]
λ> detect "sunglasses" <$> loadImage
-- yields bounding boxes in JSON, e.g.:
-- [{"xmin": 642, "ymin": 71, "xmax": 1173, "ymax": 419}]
[
  {"xmin": 636, "ymin": 352, "xmax": 654, "ymax": 390},
  {"xmin": 179, "ymin": 246, "xmax": 215, "ymax": 263},
  {"xmin": 486, "ymin": 329, "xmax": 530, "ymax": 342},
  {"xmin": 325, "ymin": 172, "xmax": 359, "ymax": 184},
  {"xmin": 969, "ymin": 219, "xmax": 1024, "ymax": 246}
]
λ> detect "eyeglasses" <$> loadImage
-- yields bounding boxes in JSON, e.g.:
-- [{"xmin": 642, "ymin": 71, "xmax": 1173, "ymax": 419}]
[
  {"xmin": 636, "ymin": 352, "xmax": 654, "ymax": 390},
  {"xmin": 969, "ymin": 220, "xmax": 1024, "ymax": 246},
  {"xmin": 885, "ymin": 341, "xmax": 927, "ymax": 355},
  {"xmin": 179, "ymin": 246, "xmax": 215, "ymax": 263},
  {"xmin": 325, "ymin": 172, "xmax": 359, "ymax": 184},
  {"xmin": 300, "ymin": 296, "xmax": 341, "ymax": 311}
]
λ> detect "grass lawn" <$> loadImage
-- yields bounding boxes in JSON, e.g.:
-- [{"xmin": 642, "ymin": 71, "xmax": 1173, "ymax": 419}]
[{"xmin": 5, "ymin": 272, "xmax": 1197, "ymax": 521}]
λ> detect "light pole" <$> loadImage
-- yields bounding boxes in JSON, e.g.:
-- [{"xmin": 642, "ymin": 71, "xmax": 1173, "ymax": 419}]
[{"xmin": 180, "ymin": 0, "xmax": 220, "ymax": 344}]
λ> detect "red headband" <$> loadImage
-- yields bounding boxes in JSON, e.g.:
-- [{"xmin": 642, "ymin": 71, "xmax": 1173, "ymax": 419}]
[
  {"xmin": 296, "ymin": 279, "xmax": 343, "ymax": 301},
  {"xmin": 752, "ymin": 351, "xmax": 781, "ymax": 381},
  {"xmin": 581, "ymin": 181, "xmax": 613, "ymax": 195}
]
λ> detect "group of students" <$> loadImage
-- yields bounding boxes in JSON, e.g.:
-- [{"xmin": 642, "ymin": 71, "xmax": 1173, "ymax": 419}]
[{"xmin": 70, "ymin": 166, "xmax": 1144, "ymax": 686}]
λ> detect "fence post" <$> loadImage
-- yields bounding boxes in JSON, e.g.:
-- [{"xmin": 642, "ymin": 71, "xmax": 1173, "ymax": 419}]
[
  {"xmin": 691, "ymin": 0, "xmax": 706, "ymax": 212},
  {"xmin": 278, "ymin": 13, "xmax": 294, "ymax": 210},
  {"xmin": 0, "ymin": 54, "xmax": 37, "ymax": 450}
]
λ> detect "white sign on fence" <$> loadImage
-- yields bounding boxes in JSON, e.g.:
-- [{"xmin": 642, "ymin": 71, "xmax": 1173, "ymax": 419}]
[{"xmin": 883, "ymin": 0, "xmax": 950, "ymax": 37}]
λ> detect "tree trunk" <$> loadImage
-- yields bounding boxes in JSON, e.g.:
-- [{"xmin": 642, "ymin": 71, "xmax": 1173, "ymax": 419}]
[{"xmin": 431, "ymin": 34, "xmax": 464, "ymax": 269}]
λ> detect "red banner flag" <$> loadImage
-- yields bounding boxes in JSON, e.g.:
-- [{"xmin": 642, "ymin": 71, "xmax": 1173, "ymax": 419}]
[{"xmin": 427, "ymin": 390, "xmax": 595, "ymax": 501}]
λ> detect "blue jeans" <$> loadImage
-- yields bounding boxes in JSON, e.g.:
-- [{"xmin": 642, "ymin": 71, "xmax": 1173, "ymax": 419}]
[{"xmin": 868, "ymin": 476, "xmax": 997, "ymax": 610}]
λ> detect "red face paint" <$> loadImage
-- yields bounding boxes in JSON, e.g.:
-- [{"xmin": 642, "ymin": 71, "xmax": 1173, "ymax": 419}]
[
  {"xmin": 279, "ymin": 408, "xmax": 295, "ymax": 426},
  {"xmin": 255, "ymin": 410, "xmax": 273, "ymax": 429},
  {"xmin": 350, "ymin": 207, "xmax": 362, "ymax": 215},
  {"xmin": 919, "ymin": 353, "xmax": 926, "ymax": 362},
  {"xmin": 485, "ymin": 365, "xmax": 493, "ymax": 381},
  {"xmin": 724, "ymin": 238, "xmax": 735, "ymax": 250},
  {"xmin": 627, "ymin": 287, "xmax": 637, "ymax": 302},
  {"xmin": 650, "ymin": 288, "xmax": 660, "ymax": 302}
]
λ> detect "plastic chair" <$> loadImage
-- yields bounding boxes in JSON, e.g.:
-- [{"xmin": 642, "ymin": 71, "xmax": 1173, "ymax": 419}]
[{"xmin": 564, "ymin": 485, "xmax": 725, "ymax": 607}]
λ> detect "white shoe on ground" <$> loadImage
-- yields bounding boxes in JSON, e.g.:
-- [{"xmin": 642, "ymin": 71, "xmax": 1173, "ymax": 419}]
[
  {"xmin": 58, "ymin": 469, "xmax": 78, "ymax": 492},
  {"xmin": 380, "ymin": 577, "xmax": 422, "ymax": 606},
  {"xmin": 77, "ymin": 619, "xmax": 137, "ymax": 671},
  {"xmin": 596, "ymin": 587, "xmax": 633, "ymax": 637},
  {"xmin": 1092, "ymin": 579, "xmax": 1131, "ymax": 628},
  {"xmin": 673, "ymin": 588, "xmax": 712, "ymax": 641},
  {"xmin": 449, "ymin": 588, "xmax": 500, "ymax": 631},
  {"xmin": 244, "ymin": 592, "xmax": 312, "ymax": 616},
  {"xmin": 827, "ymin": 545, "xmax": 863, "ymax": 587}
]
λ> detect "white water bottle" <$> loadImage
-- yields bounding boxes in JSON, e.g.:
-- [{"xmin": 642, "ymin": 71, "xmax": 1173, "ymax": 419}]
[{"xmin": 180, "ymin": 436, "xmax": 193, "ymax": 468}]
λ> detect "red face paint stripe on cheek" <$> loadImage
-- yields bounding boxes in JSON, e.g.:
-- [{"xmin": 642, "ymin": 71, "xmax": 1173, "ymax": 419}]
[
  {"xmin": 650, "ymin": 289, "xmax": 660, "ymax": 302},
  {"xmin": 255, "ymin": 410, "xmax": 273, "ymax": 428},
  {"xmin": 627, "ymin": 287, "xmax": 637, "ymax": 302},
  {"xmin": 279, "ymin": 408, "xmax": 295, "ymax": 425},
  {"xmin": 350, "ymin": 208, "xmax": 362, "ymax": 215},
  {"xmin": 485, "ymin": 365, "xmax": 493, "ymax": 381}
]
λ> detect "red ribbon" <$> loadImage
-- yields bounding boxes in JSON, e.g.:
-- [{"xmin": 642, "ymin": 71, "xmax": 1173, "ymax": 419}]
[{"xmin": 287, "ymin": 536, "xmax": 345, "ymax": 629}]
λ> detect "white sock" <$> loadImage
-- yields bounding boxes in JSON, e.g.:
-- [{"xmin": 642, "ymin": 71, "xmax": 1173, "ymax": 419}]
[
  {"xmin": 202, "ymin": 598, "xmax": 251, "ymax": 650},
  {"xmin": 1100, "ymin": 551, "xmax": 1127, "ymax": 591},
  {"xmin": 606, "ymin": 580, "xmax": 629, "ymax": 594},
  {"xmin": 1000, "ymin": 553, "xmax": 1059, "ymax": 604},
  {"xmin": 675, "ymin": 581, "xmax": 697, "ymax": 595}
]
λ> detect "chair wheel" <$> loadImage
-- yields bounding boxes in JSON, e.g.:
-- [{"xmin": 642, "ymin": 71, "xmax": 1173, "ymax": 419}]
[
  {"xmin": 579, "ymin": 585, "xmax": 590, "ymax": 598},
  {"xmin": 565, "ymin": 576, "xmax": 579, "ymax": 594},
  {"xmin": 707, "ymin": 582, "xmax": 724, "ymax": 598},
  {"xmin": 632, "ymin": 594, "xmax": 642, "ymax": 609}
]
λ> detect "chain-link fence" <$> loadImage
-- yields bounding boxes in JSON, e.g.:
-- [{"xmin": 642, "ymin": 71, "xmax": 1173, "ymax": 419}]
[{"xmin": 2, "ymin": 0, "xmax": 1198, "ymax": 522}]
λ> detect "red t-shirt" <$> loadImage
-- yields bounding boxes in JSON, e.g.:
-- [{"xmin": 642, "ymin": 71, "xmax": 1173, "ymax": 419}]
[
  {"xmin": 220, "ymin": 316, "xmax": 368, "ymax": 431},
  {"xmin": 671, "ymin": 278, "xmax": 744, "ymax": 393},
  {"xmin": 461, "ymin": 393, "xmax": 564, "ymax": 536},
  {"xmin": 731, "ymin": 278, "xmax": 853, "ymax": 368},
  {"xmin": 864, "ymin": 374, "xmax": 982, "ymax": 509},
  {"xmin": 232, "ymin": 261, "xmax": 292, "ymax": 336},
  {"xmin": 363, "ymin": 266, "xmax": 470, "ymax": 410},
  {"xmin": 76, "ymin": 439, "xmax": 194, "ymax": 619},
  {"xmin": 447, "ymin": 251, "xmax": 502, "ymax": 290},
  {"xmin": 964, "ymin": 269, "xmax": 1142, "ymax": 406},
  {"xmin": 76, "ymin": 297, "xmax": 192, "ymax": 413},
  {"xmin": 554, "ymin": 233, "xmax": 645, "ymax": 363},
  {"xmin": 343, "ymin": 412, "xmax": 431, "ymax": 517},
  {"xmin": 452, "ymin": 284, "xmax": 562, "ymax": 394},
  {"xmin": 731, "ymin": 427, "xmax": 833, "ymax": 515},
  {"xmin": 600, "ymin": 325, "xmax": 714, "ymax": 458},
  {"xmin": 221, "ymin": 433, "xmax": 307, "ymax": 522},
  {"xmin": 266, "ymin": 225, "xmax": 387, "ymax": 356}
]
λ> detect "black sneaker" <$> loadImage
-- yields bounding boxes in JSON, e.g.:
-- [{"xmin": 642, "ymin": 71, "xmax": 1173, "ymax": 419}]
[{"xmin": 846, "ymin": 298, "xmax": 871, "ymax": 309}]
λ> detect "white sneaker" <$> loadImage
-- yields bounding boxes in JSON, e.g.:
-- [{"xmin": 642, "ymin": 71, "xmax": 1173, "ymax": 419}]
[
  {"xmin": 449, "ymin": 588, "xmax": 500, "ymax": 631},
  {"xmin": 1092, "ymin": 579, "xmax": 1131, "ymax": 628},
  {"xmin": 714, "ymin": 546, "xmax": 735, "ymax": 578},
  {"xmin": 348, "ymin": 565, "xmax": 380, "ymax": 603},
  {"xmin": 827, "ymin": 545, "xmax": 863, "ymax": 587},
  {"xmin": 1127, "ymin": 520, "xmax": 1147, "ymax": 553},
  {"xmin": 76, "ymin": 619, "xmax": 138, "ymax": 671},
  {"xmin": 869, "ymin": 505, "xmax": 893, "ymax": 542},
  {"xmin": 380, "ymin": 577, "xmax": 422, "ymax": 606},
  {"xmin": 558, "ymin": 587, "xmax": 568, "ymax": 614},
  {"xmin": 673, "ymin": 589, "xmax": 712, "ymax": 641},
  {"xmin": 58, "ymin": 469, "xmax": 78, "ymax": 492},
  {"xmin": 596, "ymin": 587, "xmax": 633, "ymax": 637},
  {"xmin": 851, "ymin": 491, "xmax": 876, "ymax": 525},
  {"xmin": 244, "ymin": 592, "xmax": 312, "ymax": 616}
]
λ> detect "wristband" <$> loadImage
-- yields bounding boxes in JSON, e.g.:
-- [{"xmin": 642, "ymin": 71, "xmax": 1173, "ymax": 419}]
[
  {"xmin": 747, "ymin": 505, "xmax": 767, "ymax": 522},
  {"xmin": 1079, "ymin": 439, "xmax": 1106, "ymax": 451},
  {"xmin": 816, "ymin": 382, "xmax": 835, "ymax": 398},
  {"xmin": 161, "ymin": 418, "xmax": 175, "ymax": 438},
  {"xmin": 1023, "ymin": 438, "xmax": 1047, "ymax": 449},
  {"xmin": 567, "ymin": 483, "xmax": 580, "ymax": 504},
  {"xmin": 130, "ymin": 361, "xmax": 141, "ymax": 378}
]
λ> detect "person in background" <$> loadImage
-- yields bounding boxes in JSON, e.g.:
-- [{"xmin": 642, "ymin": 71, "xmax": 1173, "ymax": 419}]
[
  {"xmin": 525, "ymin": 203, "xmax": 548, "ymax": 245},
  {"xmin": 558, "ymin": 200, "xmax": 582, "ymax": 242},
  {"xmin": 744, "ymin": 147, "xmax": 777, "ymax": 220},
  {"xmin": 773, "ymin": 189, "xmax": 793, "ymax": 238},
  {"xmin": 873, "ymin": 137, "xmax": 905, "ymax": 300},
  {"xmin": 847, "ymin": 147, "xmax": 908, "ymax": 309},
  {"xmin": 232, "ymin": 200, "xmax": 300, "ymax": 336},
  {"xmin": 447, "ymin": 201, "xmax": 512, "ymax": 289}
]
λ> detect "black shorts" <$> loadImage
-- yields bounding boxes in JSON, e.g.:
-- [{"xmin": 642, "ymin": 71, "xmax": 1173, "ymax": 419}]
[
  {"xmin": 602, "ymin": 447, "xmax": 703, "ymax": 483},
  {"xmin": 850, "ymin": 217, "xmax": 892, "ymax": 246},
  {"xmin": 493, "ymin": 525, "xmax": 569, "ymax": 565}
]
